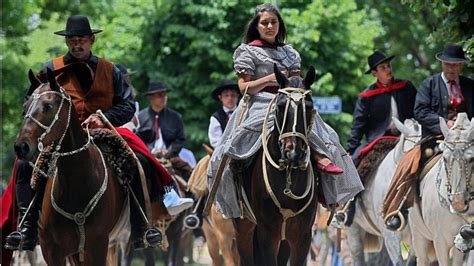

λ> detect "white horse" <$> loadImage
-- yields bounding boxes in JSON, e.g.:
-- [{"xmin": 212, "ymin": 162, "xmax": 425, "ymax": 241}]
[
  {"xmin": 409, "ymin": 113, "xmax": 474, "ymax": 265},
  {"xmin": 347, "ymin": 118, "xmax": 421, "ymax": 265}
]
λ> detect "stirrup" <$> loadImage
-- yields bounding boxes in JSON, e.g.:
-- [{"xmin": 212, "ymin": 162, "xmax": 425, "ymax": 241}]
[
  {"xmin": 144, "ymin": 227, "xmax": 162, "ymax": 247},
  {"xmin": 384, "ymin": 210, "xmax": 406, "ymax": 232},
  {"xmin": 4, "ymin": 231, "xmax": 35, "ymax": 251},
  {"xmin": 183, "ymin": 213, "xmax": 200, "ymax": 230}
]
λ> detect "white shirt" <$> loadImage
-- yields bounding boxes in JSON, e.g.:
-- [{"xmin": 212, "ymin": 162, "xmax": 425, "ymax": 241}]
[
  {"xmin": 208, "ymin": 106, "xmax": 236, "ymax": 148},
  {"xmin": 387, "ymin": 96, "xmax": 399, "ymax": 130}
]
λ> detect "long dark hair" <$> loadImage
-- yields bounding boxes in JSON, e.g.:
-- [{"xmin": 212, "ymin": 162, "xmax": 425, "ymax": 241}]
[{"xmin": 243, "ymin": 3, "xmax": 287, "ymax": 45}]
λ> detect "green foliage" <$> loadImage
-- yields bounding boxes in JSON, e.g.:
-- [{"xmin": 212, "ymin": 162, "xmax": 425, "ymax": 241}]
[
  {"xmin": 285, "ymin": 0, "xmax": 382, "ymax": 144},
  {"xmin": 2, "ymin": 0, "xmax": 472, "ymax": 180},
  {"xmin": 402, "ymin": 0, "xmax": 474, "ymax": 71}
]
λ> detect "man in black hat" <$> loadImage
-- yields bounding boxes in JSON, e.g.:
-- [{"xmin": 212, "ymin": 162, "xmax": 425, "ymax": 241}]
[
  {"xmin": 347, "ymin": 51, "xmax": 417, "ymax": 162},
  {"xmin": 208, "ymin": 79, "xmax": 241, "ymax": 148},
  {"xmin": 135, "ymin": 79, "xmax": 194, "ymax": 213},
  {"xmin": 4, "ymin": 15, "xmax": 163, "ymax": 251},
  {"xmin": 415, "ymin": 43, "xmax": 473, "ymax": 136},
  {"xmin": 136, "ymin": 80, "xmax": 187, "ymax": 158},
  {"xmin": 382, "ymin": 44, "xmax": 473, "ymax": 231}
]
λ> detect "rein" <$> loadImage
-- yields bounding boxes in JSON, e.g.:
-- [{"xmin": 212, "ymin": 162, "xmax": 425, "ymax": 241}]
[
  {"xmin": 261, "ymin": 87, "xmax": 315, "ymax": 240},
  {"xmin": 26, "ymin": 85, "xmax": 108, "ymax": 262}
]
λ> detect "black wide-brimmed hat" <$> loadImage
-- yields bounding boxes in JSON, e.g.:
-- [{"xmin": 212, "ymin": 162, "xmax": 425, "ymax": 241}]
[
  {"xmin": 146, "ymin": 80, "xmax": 169, "ymax": 95},
  {"xmin": 212, "ymin": 79, "xmax": 240, "ymax": 101},
  {"xmin": 436, "ymin": 44, "xmax": 467, "ymax": 63},
  {"xmin": 365, "ymin": 51, "xmax": 395, "ymax": 74},
  {"xmin": 54, "ymin": 15, "xmax": 102, "ymax": 36}
]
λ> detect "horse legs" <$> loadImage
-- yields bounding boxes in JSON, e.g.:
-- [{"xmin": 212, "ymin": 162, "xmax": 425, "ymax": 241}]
[
  {"xmin": 233, "ymin": 218, "xmax": 255, "ymax": 266},
  {"xmin": 255, "ymin": 225, "xmax": 281, "ymax": 266},
  {"xmin": 412, "ymin": 234, "xmax": 432, "ymax": 265},
  {"xmin": 285, "ymin": 227, "xmax": 312, "ymax": 266},
  {"xmin": 433, "ymin": 237, "xmax": 462, "ymax": 266},
  {"xmin": 202, "ymin": 218, "xmax": 222, "ymax": 266},
  {"xmin": 347, "ymin": 223, "xmax": 365, "ymax": 265},
  {"xmin": 382, "ymin": 230, "xmax": 404, "ymax": 265},
  {"xmin": 213, "ymin": 209, "xmax": 238, "ymax": 266},
  {"xmin": 277, "ymin": 240, "xmax": 290, "ymax": 266}
]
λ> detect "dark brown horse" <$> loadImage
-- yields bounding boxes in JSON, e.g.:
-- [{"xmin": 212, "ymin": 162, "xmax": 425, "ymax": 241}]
[
  {"xmin": 234, "ymin": 65, "xmax": 319, "ymax": 266},
  {"xmin": 15, "ymin": 69, "xmax": 127, "ymax": 265}
]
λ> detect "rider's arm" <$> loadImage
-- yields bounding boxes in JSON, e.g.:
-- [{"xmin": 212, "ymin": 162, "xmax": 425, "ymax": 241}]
[
  {"xmin": 347, "ymin": 95, "xmax": 370, "ymax": 154},
  {"xmin": 208, "ymin": 116, "xmax": 223, "ymax": 148},
  {"xmin": 104, "ymin": 65, "xmax": 135, "ymax": 127},
  {"xmin": 414, "ymin": 77, "xmax": 443, "ymax": 135},
  {"xmin": 165, "ymin": 111, "xmax": 186, "ymax": 159},
  {"xmin": 237, "ymin": 73, "xmax": 278, "ymax": 95}
]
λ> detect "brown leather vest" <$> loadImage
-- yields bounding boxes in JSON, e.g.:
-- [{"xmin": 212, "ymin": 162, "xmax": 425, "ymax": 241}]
[{"xmin": 52, "ymin": 55, "xmax": 114, "ymax": 122}]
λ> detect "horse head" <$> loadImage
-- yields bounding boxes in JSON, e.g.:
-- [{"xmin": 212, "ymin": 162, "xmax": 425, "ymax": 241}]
[
  {"xmin": 273, "ymin": 64, "xmax": 315, "ymax": 169},
  {"xmin": 393, "ymin": 118, "xmax": 421, "ymax": 155},
  {"xmin": 438, "ymin": 113, "xmax": 474, "ymax": 214},
  {"xmin": 15, "ymin": 68, "xmax": 72, "ymax": 161}
]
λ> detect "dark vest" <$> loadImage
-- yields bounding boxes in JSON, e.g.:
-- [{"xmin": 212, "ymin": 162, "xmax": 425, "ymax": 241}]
[
  {"xmin": 212, "ymin": 109, "xmax": 229, "ymax": 132},
  {"xmin": 52, "ymin": 55, "xmax": 114, "ymax": 123}
]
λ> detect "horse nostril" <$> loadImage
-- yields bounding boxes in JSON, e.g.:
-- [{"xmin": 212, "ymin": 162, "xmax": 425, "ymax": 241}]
[{"xmin": 14, "ymin": 143, "xmax": 29, "ymax": 158}]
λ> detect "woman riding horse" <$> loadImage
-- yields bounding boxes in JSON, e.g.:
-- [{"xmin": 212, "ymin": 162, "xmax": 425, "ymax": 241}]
[{"xmin": 208, "ymin": 2, "xmax": 362, "ymax": 231}]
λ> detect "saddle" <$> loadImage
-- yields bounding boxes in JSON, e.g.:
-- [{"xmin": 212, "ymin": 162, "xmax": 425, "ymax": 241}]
[
  {"xmin": 90, "ymin": 128, "xmax": 136, "ymax": 184},
  {"xmin": 357, "ymin": 137, "xmax": 399, "ymax": 185},
  {"xmin": 30, "ymin": 128, "xmax": 136, "ymax": 189}
]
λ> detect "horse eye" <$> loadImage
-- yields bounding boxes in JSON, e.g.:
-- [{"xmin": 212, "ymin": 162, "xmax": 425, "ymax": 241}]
[{"xmin": 43, "ymin": 103, "xmax": 53, "ymax": 112}]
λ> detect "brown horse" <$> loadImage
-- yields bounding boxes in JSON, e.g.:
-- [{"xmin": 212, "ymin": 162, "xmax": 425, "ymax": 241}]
[
  {"xmin": 14, "ymin": 69, "xmax": 128, "ymax": 265},
  {"xmin": 233, "ymin": 65, "xmax": 319, "ymax": 266},
  {"xmin": 188, "ymin": 152, "xmax": 240, "ymax": 266}
]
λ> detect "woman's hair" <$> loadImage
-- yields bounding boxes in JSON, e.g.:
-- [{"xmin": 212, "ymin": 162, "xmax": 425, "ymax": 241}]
[{"xmin": 243, "ymin": 3, "xmax": 287, "ymax": 45}]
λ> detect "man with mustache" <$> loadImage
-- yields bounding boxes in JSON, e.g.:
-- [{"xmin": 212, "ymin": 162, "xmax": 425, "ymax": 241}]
[
  {"xmin": 3, "ymin": 15, "xmax": 190, "ymax": 253},
  {"xmin": 382, "ymin": 43, "xmax": 473, "ymax": 231}
]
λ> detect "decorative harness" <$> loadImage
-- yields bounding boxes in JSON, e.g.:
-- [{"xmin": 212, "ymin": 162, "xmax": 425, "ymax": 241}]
[
  {"xmin": 261, "ymin": 87, "xmax": 315, "ymax": 240},
  {"xmin": 436, "ymin": 127, "xmax": 474, "ymax": 213},
  {"xmin": 25, "ymin": 84, "xmax": 108, "ymax": 262}
]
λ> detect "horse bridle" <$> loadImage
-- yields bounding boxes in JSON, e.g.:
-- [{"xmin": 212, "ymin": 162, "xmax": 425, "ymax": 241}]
[
  {"xmin": 261, "ymin": 87, "xmax": 316, "ymax": 240},
  {"xmin": 441, "ymin": 139, "xmax": 474, "ymax": 203},
  {"xmin": 263, "ymin": 87, "xmax": 313, "ymax": 171},
  {"xmin": 25, "ymin": 84, "xmax": 107, "ymax": 262}
]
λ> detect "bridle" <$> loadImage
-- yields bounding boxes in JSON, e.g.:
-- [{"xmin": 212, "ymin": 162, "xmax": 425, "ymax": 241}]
[
  {"xmin": 441, "ymin": 138, "xmax": 474, "ymax": 204},
  {"xmin": 263, "ymin": 87, "xmax": 313, "ymax": 171},
  {"xmin": 24, "ymin": 84, "xmax": 108, "ymax": 262},
  {"xmin": 261, "ymin": 87, "xmax": 316, "ymax": 240}
]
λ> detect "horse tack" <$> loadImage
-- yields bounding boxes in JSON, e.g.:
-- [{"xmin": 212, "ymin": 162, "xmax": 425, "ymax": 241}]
[
  {"xmin": 26, "ymin": 87, "xmax": 110, "ymax": 262},
  {"xmin": 260, "ymin": 87, "xmax": 316, "ymax": 240}
]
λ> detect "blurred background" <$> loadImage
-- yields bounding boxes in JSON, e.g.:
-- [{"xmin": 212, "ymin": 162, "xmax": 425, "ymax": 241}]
[{"xmin": 1, "ymin": 0, "xmax": 473, "ymax": 181}]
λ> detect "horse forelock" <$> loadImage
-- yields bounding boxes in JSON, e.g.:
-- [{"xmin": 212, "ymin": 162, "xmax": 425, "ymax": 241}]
[{"xmin": 287, "ymin": 76, "xmax": 304, "ymax": 89}]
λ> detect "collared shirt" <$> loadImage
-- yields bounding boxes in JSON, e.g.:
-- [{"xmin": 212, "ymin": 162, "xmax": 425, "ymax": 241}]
[
  {"xmin": 41, "ymin": 52, "xmax": 135, "ymax": 126},
  {"xmin": 441, "ymin": 72, "xmax": 460, "ymax": 96},
  {"xmin": 208, "ymin": 106, "xmax": 236, "ymax": 148}
]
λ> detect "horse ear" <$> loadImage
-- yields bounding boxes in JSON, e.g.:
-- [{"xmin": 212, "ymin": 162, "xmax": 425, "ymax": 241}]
[
  {"xmin": 26, "ymin": 69, "xmax": 41, "ymax": 96},
  {"xmin": 393, "ymin": 117, "xmax": 408, "ymax": 136},
  {"xmin": 46, "ymin": 68, "xmax": 59, "ymax": 91},
  {"xmin": 303, "ymin": 66, "xmax": 316, "ymax": 90},
  {"xmin": 274, "ymin": 63, "xmax": 288, "ymax": 88},
  {"xmin": 439, "ymin": 117, "xmax": 450, "ymax": 138}
]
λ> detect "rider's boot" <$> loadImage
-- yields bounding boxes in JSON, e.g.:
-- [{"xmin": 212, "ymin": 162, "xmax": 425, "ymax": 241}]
[
  {"xmin": 313, "ymin": 155, "xmax": 344, "ymax": 175},
  {"xmin": 130, "ymin": 153, "xmax": 163, "ymax": 250},
  {"xmin": 5, "ymin": 161, "xmax": 39, "ymax": 251},
  {"xmin": 130, "ymin": 185, "xmax": 162, "ymax": 249},
  {"xmin": 385, "ymin": 207, "xmax": 408, "ymax": 231},
  {"xmin": 163, "ymin": 188, "xmax": 194, "ymax": 216}
]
